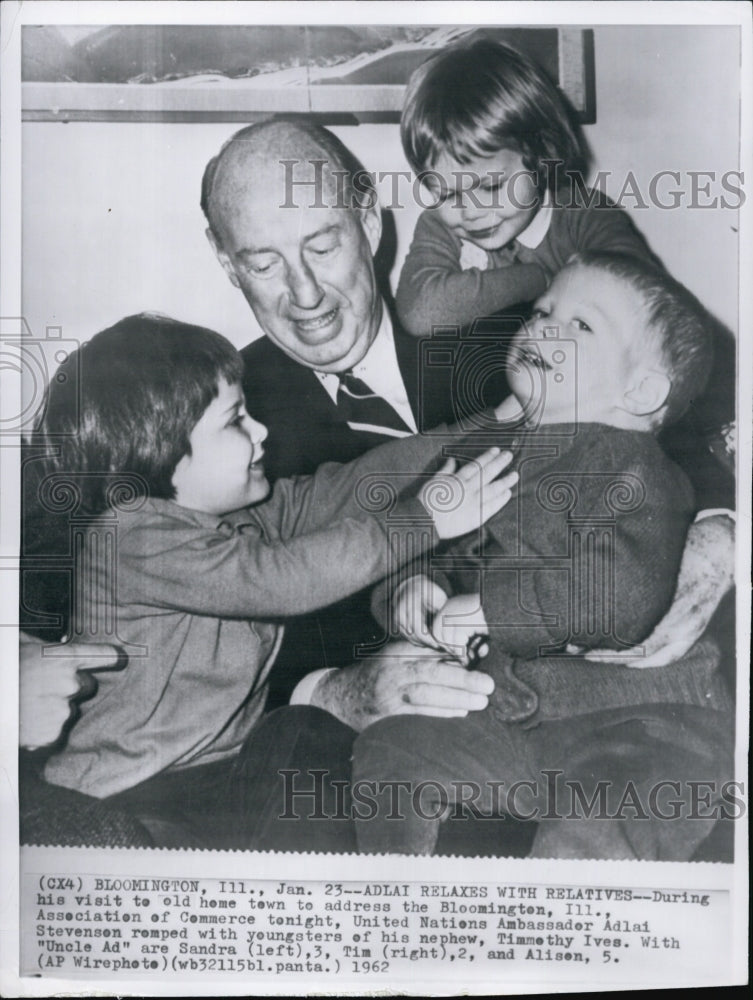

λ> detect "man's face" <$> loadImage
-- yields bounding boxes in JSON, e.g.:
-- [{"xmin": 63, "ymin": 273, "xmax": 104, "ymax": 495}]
[{"xmin": 210, "ymin": 162, "xmax": 382, "ymax": 373}]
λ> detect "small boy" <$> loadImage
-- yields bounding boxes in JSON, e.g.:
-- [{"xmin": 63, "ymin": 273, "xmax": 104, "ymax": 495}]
[
  {"xmin": 38, "ymin": 314, "xmax": 515, "ymax": 848},
  {"xmin": 396, "ymin": 37, "xmax": 654, "ymax": 339},
  {"xmin": 354, "ymin": 252, "xmax": 734, "ymax": 860}
]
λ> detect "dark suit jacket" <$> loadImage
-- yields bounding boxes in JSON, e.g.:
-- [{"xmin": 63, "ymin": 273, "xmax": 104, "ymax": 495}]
[
  {"xmin": 240, "ymin": 308, "xmax": 461, "ymax": 481},
  {"xmin": 240, "ymin": 307, "xmax": 473, "ymax": 703}
]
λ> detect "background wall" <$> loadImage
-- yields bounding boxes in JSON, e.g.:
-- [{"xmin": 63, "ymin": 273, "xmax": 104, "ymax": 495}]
[{"xmin": 22, "ymin": 25, "xmax": 741, "ymax": 359}]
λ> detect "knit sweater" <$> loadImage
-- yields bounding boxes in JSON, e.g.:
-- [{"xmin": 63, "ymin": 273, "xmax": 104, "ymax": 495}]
[
  {"xmin": 44, "ymin": 428, "xmax": 449, "ymax": 798},
  {"xmin": 440, "ymin": 423, "xmax": 729, "ymax": 720},
  {"xmin": 396, "ymin": 191, "xmax": 655, "ymax": 336}
]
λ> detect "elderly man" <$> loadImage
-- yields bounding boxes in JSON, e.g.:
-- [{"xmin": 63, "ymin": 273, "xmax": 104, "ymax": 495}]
[
  {"xmin": 201, "ymin": 119, "xmax": 471, "ymax": 694},
  {"xmin": 201, "ymin": 118, "xmax": 735, "ymax": 689},
  {"xmin": 201, "ymin": 118, "xmax": 460, "ymax": 478}
]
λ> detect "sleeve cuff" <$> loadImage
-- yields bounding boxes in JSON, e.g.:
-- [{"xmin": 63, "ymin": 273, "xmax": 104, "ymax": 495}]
[
  {"xmin": 694, "ymin": 508, "xmax": 736, "ymax": 522},
  {"xmin": 290, "ymin": 668, "xmax": 338, "ymax": 706}
]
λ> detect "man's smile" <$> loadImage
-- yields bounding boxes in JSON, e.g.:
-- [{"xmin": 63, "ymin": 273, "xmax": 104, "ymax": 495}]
[{"xmin": 291, "ymin": 306, "xmax": 341, "ymax": 336}]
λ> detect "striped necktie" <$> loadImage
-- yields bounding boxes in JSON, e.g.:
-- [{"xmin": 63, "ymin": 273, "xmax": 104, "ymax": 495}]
[{"xmin": 336, "ymin": 371, "xmax": 412, "ymax": 438}]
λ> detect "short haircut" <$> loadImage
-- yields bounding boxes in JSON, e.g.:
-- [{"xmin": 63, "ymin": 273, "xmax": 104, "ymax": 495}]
[
  {"xmin": 35, "ymin": 313, "xmax": 244, "ymax": 517},
  {"xmin": 569, "ymin": 252, "xmax": 714, "ymax": 427},
  {"xmin": 201, "ymin": 117, "xmax": 377, "ymax": 244},
  {"xmin": 401, "ymin": 35, "xmax": 586, "ymax": 191}
]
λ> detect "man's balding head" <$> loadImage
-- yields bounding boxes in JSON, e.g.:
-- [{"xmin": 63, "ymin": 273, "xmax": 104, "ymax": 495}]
[
  {"xmin": 202, "ymin": 119, "xmax": 383, "ymax": 374},
  {"xmin": 202, "ymin": 118, "xmax": 377, "ymax": 247}
]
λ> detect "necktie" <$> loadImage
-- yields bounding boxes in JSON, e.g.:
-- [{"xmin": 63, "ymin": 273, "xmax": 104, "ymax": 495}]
[{"xmin": 336, "ymin": 371, "xmax": 412, "ymax": 438}]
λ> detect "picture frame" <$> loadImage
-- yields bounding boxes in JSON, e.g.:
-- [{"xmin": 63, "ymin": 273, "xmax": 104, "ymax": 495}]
[{"xmin": 22, "ymin": 24, "xmax": 595, "ymax": 124}]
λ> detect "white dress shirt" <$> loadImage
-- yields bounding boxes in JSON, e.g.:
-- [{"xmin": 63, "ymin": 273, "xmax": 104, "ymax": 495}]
[{"xmin": 314, "ymin": 305, "xmax": 417, "ymax": 436}]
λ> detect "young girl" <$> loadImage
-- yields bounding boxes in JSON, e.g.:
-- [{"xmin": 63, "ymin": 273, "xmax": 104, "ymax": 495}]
[
  {"xmin": 396, "ymin": 36, "xmax": 655, "ymax": 337},
  {"xmin": 33, "ymin": 313, "xmax": 515, "ymax": 849}
]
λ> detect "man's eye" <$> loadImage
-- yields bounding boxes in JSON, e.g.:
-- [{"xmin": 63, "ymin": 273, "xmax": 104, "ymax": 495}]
[
  {"xmin": 531, "ymin": 306, "xmax": 549, "ymax": 319},
  {"xmin": 574, "ymin": 318, "xmax": 592, "ymax": 333},
  {"xmin": 245, "ymin": 256, "xmax": 277, "ymax": 276},
  {"xmin": 308, "ymin": 241, "xmax": 337, "ymax": 257}
]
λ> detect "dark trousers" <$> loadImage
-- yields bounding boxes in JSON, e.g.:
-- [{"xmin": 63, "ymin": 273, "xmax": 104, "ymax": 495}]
[{"xmin": 353, "ymin": 703, "xmax": 735, "ymax": 860}]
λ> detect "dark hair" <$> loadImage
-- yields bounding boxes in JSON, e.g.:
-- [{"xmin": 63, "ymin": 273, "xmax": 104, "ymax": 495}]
[
  {"xmin": 401, "ymin": 36, "xmax": 586, "ymax": 192},
  {"xmin": 201, "ymin": 117, "xmax": 377, "ymax": 243},
  {"xmin": 34, "ymin": 313, "xmax": 244, "ymax": 517},
  {"xmin": 569, "ymin": 252, "xmax": 714, "ymax": 427}
]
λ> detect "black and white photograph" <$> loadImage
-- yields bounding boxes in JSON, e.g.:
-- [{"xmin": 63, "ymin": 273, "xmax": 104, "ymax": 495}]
[{"xmin": 1, "ymin": 1, "xmax": 750, "ymax": 994}]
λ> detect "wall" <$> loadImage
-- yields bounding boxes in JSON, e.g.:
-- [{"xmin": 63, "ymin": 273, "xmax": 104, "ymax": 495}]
[{"xmin": 22, "ymin": 25, "xmax": 741, "ymax": 358}]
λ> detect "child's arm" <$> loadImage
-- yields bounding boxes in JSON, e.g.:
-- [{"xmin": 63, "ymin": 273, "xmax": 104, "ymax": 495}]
[
  {"xmin": 119, "ymin": 449, "xmax": 515, "ymax": 621},
  {"xmin": 263, "ymin": 416, "xmax": 517, "ymax": 542},
  {"xmin": 518, "ymin": 195, "xmax": 657, "ymax": 277},
  {"xmin": 396, "ymin": 210, "xmax": 549, "ymax": 337}
]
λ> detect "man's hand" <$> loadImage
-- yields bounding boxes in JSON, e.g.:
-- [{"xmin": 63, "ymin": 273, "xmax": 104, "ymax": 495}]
[
  {"xmin": 431, "ymin": 593, "xmax": 489, "ymax": 663},
  {"xmin": 392, "ymin": 575, "xmax": 448, "ymax": 649},
  {"xmin": 583, "ymin": 513, "xmax": 735, "ymax": 668},
  {"xmin": 20, "ymin": 634, "xmax": 125, "ymax": 749},
  {"xmin": 309, "ymin": 640, "xmax": 494, "ymax": 732},
  {"xmin": 420, "ymin": 447, "xmax": 517, "ymax": 540}
]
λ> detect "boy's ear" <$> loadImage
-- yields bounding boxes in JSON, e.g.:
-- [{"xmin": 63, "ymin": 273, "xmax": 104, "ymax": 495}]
[
  {"xmin": 623, "ymin": 369, "xmax": 671, "ymax": 417},
  {"xmin": 206, "ymin": 228, "xmax": 240, "ymax": 289}
]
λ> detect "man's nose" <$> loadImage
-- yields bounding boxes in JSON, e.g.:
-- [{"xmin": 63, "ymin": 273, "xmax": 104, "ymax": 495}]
[{"xmin": 285, "ymin": 258, "xmax": 324, "ymax": 310}]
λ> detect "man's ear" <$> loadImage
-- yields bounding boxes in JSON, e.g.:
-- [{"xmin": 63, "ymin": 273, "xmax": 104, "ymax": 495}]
[
  {"xmin": 205, "ymin": 227, "xmax": 240, "ymax": 289},
  {"xmin": 359, "ymin": 206, "xmax": 382, "ymax": 256},
  {"xmin": 623, "ymin": 369, "xmax": 671, "ymax": 417}
]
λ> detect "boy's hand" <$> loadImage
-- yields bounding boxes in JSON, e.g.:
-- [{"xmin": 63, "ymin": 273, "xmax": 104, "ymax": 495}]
[
  {"xmin": 392, "ymin": 574, "xmax": 448, "ymax": 649},
  {"xmin": 431, "ymin": 593, "xmax": 489, "ymax": 663},
  {"xmin": 420, "ymin": 448, "xmax": 517, "ymax": 540}
]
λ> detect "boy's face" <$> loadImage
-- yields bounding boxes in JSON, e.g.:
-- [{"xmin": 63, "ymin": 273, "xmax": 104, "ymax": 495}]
[
  {"xmin": 172, "ymin": 380, "xmax": 270, "ymax": 515},
  {"xmin": 425, "ymin": 149, "xmax": 540, "ymax": 251},
  {"xmin": 507, "ymin": 265, "xmax": 652, "ymax": 426}
]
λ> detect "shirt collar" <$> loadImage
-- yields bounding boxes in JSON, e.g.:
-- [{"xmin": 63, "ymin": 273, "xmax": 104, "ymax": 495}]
[
  {"xmin": 516, "ymin": 190, "xmax": 553, "ymax": 250},
  {"xmin": 146, "ymin": 496, "xmax": 259, "ymax": 532},
  {"xmin": 350, "ymin": 304, "xmax": 394, "ymax": 379},
  {"xmin": 314, "ymin": 302, "xmax": 392, "ymax": 383}
]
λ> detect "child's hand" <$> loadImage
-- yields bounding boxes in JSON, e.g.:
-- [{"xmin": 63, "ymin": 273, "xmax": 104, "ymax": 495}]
[
  {"xmin": 431, "ymin": 593, "xmax": 489, "ymax": 663},
  {"xmin": 420, "ymin": 448, "xmax": 517, "ymax": 540},
  {"xmin": 392, "ymin": 574, "xmax": 448, "ymax": 650},
  {"xmin": 459, "ymin": 239, "xmax": 490, "ymax": 271}
]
